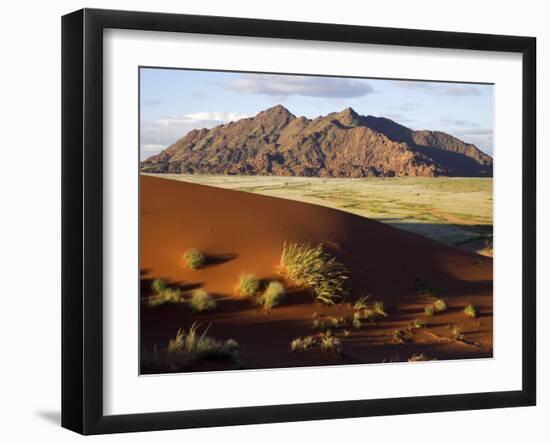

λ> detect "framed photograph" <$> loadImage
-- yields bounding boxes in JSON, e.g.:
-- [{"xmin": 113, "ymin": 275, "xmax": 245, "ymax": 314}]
[{"xmin": 62, "ymin": 8, "xmax": 536, "ymax": 435}]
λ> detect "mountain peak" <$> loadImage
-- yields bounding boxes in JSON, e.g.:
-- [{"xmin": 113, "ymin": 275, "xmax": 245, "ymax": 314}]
[
  {"xmin": 259, "ymin": 105, "xmax": 294, "ymax": 117},
  {"xmin": 339, "ymin": 107, "xmax": 359, "ymax": 116},
  {"xmin": 334, "ymin": 107, "xmax": 361, "ymax": 126}
]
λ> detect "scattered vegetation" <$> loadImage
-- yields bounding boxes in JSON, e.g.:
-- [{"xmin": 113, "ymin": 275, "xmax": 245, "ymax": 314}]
[
  {"xmin": 237, "ymin": 273, "xmax": 260, "ymax": 297},
  {"xmin": 258, "ymin": 281, "xmax": 285, "ymax": 310},
  {"xmin": 183, "ymin": 248, "xmax": 206, "ymax": 270},
  {"xmin": 408, "ymin": 353, "xmax": 430, "ymax": 362},
  {"xmin": 373, "ymin": 301, "xmax": 388, "ymax": 317},
  {"xmin": 451, "ymin": 326, "xmax": 464, "ymax": 340},
  {"xmin": 424, "ymin": 305, "xmax": 435, "ymax": 316},
  {"xmin": 147, "ymin": 278, "xmax": 184, "ymax": 307},
  {"xmin": 319, "ymin": 331, "xmax": 342, "ymax": 355},
  {"xmin": 464, "ymin": 304, "xmax": 477, "ymax": 318},
  {"xmin": 433, "ymin": 299, "xmax": 447, "ymax": 312},
  {"xmin": 165, "ymin": 323, "xmax": 239, "ymax": 368},
  {"xmin": 290, "ymin": 331, "xmax": 343, "ymax": 355},
  {"xmin": 411, "ymin": 318, "xmax": 425, "ymax": 329},
  {"xmin": 290, "ymin": 336, "xmax": 316, "ymax": 352},
  {"xmin": 151, "ymin": 278, "xmax": 167, "ymax": 295},
  {"xmin": 188, "ymin": 289, "xmax": 217, "ymax": 312},
  {"xmin": 280, "ymin": 242, "xmax": 349, "ymax": 304},
  {"xmin": 353, "ymin": 295, "xmax": 370, "ymax": 310}
]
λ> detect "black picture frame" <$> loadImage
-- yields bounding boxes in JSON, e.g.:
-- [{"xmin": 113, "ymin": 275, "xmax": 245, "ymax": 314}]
[{"xmin": 61, "ymin": 8, "xmax": 537, "ymax": 435}]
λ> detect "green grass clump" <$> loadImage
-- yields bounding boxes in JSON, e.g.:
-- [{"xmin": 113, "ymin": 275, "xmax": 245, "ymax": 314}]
[
  {"xmin": 353, "ymin": 295, "xmax": 370, "ymax": 310},
  {"xmin": 151, "ymin": 278, "xmax": 167, "ymax": 295},
  {"xmin": 237, "ymin": 273, "xmax": 260, "ymax": 297},
  {"xmin": 464, "ymin": 304, "xmax": 477, "ymax": 318},
  {"xmin": 280, "ymin": 242, "xmax": 349, "ymax": 305},
  {"xmin": 411, "ymin": 318, "xmax": 425, "ymax": 329},
  {"xmin": 373, "ymin": 301, "xmax": 387, "ymax": 317},
  {"xmin": 320, "ymin": 332, "xmax": 342, "ymax": 354},
  {"xmin": 188, "ymin": 289, "xmax": 217, "ymax": 312},
  {"xmin": 290, "ymin": 336, "xmax": 315, "ymax": 351},
  {"xmin": 147, "ymin": 279, "xmax": 183, "ymax": 307},
  {"xmin": 258, "ymin": 281, "xmax": 285, "ymax": 310},
  {"xmin": 425, "ymin": 305, "xmax": 435, "ymax": 316},
  {"xmin": 433, "ymin": 299, "xmax": 447, "ymax": 312},
  {"xmin": 452, "ymin": 326, "xmax": 464, "ymax": 340},
  {"xmin": 166, "ymin": 323, "xmax": 239, "ymax": 367},
  {"xmin": 183, "ymin": 249, "xmax": 206, "ymax": 270},
  {"xmin": 408, "ymin": 353, "xmax": 429, "ymax": 362}
]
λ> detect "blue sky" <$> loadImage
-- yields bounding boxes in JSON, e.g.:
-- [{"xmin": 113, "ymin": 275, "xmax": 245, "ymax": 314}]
[{"xmin": 140, "ymin": 68, "xmax": 494, "ymax": 160}]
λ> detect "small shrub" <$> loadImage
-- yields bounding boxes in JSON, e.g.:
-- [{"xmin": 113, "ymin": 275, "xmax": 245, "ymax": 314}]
[
  {"xmin": 237, "ymin": 273, "xmax": 260, "ymax": 297},
  {"xmin": 188, "ymin": 289, "xmax": 217, "ymax": 312},
  {"xmin": 312, "ymin": 318, "xmax": 324, "ymax": 329},
  {"xmin": 352, "ymin": 318, "xmax": 362, "ymax": 329},
  {"xmin": 433, "ymin": 299, "xmax": 447, "ymax": 312},
  {"xmin": 183, "ymin": 249, "xmax": 206, "ymax": 270},
  {"xmin": 258, "ymin": 281, "xmax": 285, "ymax": 310},
  {"xmin": 373, "ymin": 301, "xmax": 387, "ymax": 317},
  {"xmin": 452, "ymin": 326, "xmax": 464, "ymax": 340},
  {"xmin": 343, "ymin": 330, "xmax": 351, "ymax": 337},
  {"xmin": 411, "ymin": 318, "xmax": 425, "ymax": 329},
  {"xmin": 464, "ymin": 304, "xmax": 477, "ymax": 318},
  {"xmin": 147, "ymin": 284, "xmax": 183, "ymax": 307},
  {"xmin": 320, "ymin": 332, "xmax": 342, "ymax": 354},
  {"xmin": 362, "ymin": 309, "xmax": 377, "ymax": 322},
  {"xmin": 151, "ymin": 278, "xmax": 167, "ymax": 295},
  {"xmin": 425, "ymin": 305, "xmax": 435, "ymax": 316},
  {"xmin": 290, "ymin": 336, "xmax": 315, "ymax": 351},
  {"xmin": 408, "ymin": 353, "xmax": 430, "ymax": 362},
  {"xmin": 280, "ymin": 242, "xmax": 349, "ymax": 305},
  {"xmin": 166, "ymin": 323, "xmax": 239, "ymax": 367},
  {"xmin": 353, "ymin": 295, "xmax": 370, "ymax": 310}
]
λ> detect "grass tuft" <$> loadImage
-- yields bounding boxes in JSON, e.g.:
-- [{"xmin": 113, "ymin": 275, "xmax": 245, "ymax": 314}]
[
  {"xmin": 424, "ymin": 305, "xmax": 435, "ymax": 316},
  {"xmin": 433, "ymin": 299, "xmax": 447, "ymax": 312},
  {"xmin": 353, "ymin": 295, "xmax": 370, "ymax": 310},
  {"xmin": 183, "ymin": 249, "xmax": 206, "ymax": 270},
  {"xmin": 319, "ymin": 332, "xmax": 342, "ymax": 354},
  {"xmin": 408, "ymin": 353, "xmax": 430, "ymax": 362},
  {"xmin": 290, "ymin": 336, "xmax": 315, "ymax": 352},
  {"xmin": 237, "ymin": 273, "xmax": 260, "ymax": 297},
  {"xmin": 188, "ymin": 289, "xmax": 217, "ymax": 312},
  {"xmin": 464, "ymin": 304, "xmax": 477, "ymax": 318},
  {"xmin": 373, "ymin": 301, "xmax": 387, "ymax": 317},
  {"xmin": 151, "ymin": 278, "xmax": 167, "ymax": 295},
  {"xmin": 147, "ymin": 279, "xmax": 183, "ymax": 307},
  {"xmin": 165, "ymin": 323, "xmax": 239, "ymax": 367},
  {"xmin": 280, "ymin": 242, "xmax": 349, "ymax": 305},
  {"xmin": 258, "ymin": 281, "xmax": 285, "ymax": 310}
]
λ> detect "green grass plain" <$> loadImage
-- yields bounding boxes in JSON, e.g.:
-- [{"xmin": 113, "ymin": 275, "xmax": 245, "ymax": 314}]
[{"xmin": 149, "ymin": 174, "xmax": 493, "ymax": 249}]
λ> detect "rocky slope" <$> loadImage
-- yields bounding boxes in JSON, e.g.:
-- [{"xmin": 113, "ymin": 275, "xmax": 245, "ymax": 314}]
[{"xmin": 140, "ymin": 105, "xmax": 493, "ymax": 177}]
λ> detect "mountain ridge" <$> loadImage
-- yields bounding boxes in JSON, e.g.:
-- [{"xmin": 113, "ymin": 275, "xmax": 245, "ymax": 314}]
[{"xmin": 140, "ymin": 105, "xmax": 493, "ymax": 177}]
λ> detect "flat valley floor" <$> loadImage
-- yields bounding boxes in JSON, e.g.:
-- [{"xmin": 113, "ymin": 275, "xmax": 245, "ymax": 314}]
[{"xmin": 140, "ymin": 174, "xmax": 493, "ymax": 373}]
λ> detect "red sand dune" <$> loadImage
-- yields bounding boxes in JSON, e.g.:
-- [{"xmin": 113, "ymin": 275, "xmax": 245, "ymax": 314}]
[{"xmin": 140, "ymin": 175, "xmax": 493, "ymax": 372}]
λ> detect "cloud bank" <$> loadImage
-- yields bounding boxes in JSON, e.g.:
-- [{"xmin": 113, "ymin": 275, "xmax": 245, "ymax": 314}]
[
  {"xmin": 229, "ymin": 74, "xmax": 374, "ymax": 98},
  {"xmin": 392, "ymin": 80, "xmax": 483, "ymax": 96},
  {"xmin": 140, "ymin": 111, "xmax": 248, "ymax": 159}
]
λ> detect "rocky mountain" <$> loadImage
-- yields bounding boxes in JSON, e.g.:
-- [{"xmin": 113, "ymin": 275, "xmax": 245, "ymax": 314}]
[{"xmin": 140, "ymin": 105, "xmax": 493, "ymax": 177}]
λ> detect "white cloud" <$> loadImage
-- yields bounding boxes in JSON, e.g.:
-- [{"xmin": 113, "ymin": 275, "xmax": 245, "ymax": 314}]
[
  {"xmin": 392, "ymin": 81, "xmax": 482, "ymax": 96},
  {"xmin": 140, "ymin": 111, "xmax": 248, "ymax": 159},
  {"xmin": 229, "ymin": 74, "xmax": 374, "ymax": 98},
  {"xmin": 440, "ymin": 117, "xmax": 480, "ymax": 127}
]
